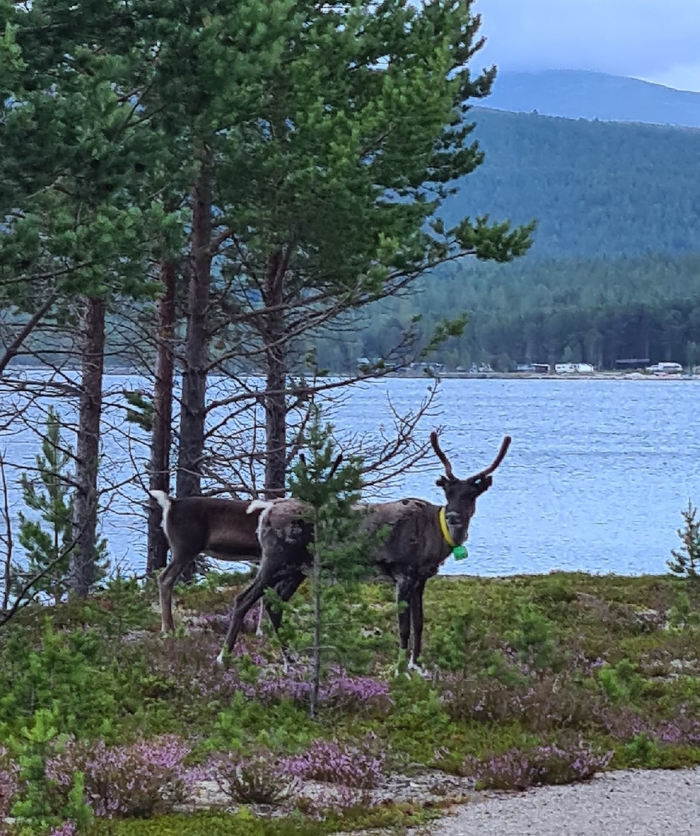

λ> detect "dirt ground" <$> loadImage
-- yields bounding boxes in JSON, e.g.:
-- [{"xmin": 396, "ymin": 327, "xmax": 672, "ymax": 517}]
[{"xmin": 421, "ymin": 768, "xmax": 700, "ymax": 836}]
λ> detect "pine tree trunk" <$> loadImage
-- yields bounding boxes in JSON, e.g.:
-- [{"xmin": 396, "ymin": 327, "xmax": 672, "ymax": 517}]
[
  {"xmin": 147, "ymin": 258, "xmax": 177, "ymax": 576},
  {"xmin": 309, "ymin": 509, "xmax": 322, "ymax": 719},
  {"xmin": 175, "ymin": 156, "xmax": 212, "ymax": 582},
  {"xmin": 264, "ymin": 250, "xmax": 288, "ymax": 499},
  {"xmin": 69, "ymin": 295, "xmax": 106, "ymax": 597}
]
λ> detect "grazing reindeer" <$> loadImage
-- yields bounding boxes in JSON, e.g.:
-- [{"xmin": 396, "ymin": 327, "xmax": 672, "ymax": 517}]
[
  {"xmin": 149, "ymin": 456, "xmax": 336, "ymax": 635},
  {"xmin": 218, "ymin": 432, "xmax": 511, "ymax": 668},
  {"xmin": 150, "ymin": 492, "xmax": 269, "ymax": 634}
]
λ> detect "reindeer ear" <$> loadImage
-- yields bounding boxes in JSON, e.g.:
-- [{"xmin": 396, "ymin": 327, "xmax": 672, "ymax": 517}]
[
  {"xmin": 470, "ymin": 474, "xmax": 493, "ymax": 494},
  {"xmin": 435, "ymin": 476, "xmax": 448, "ymax": 488}
]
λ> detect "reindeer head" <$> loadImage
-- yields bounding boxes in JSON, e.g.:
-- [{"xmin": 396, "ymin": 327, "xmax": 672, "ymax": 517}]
[{"xmin": 430, "ymin": 431, "xmax": 511, "ymax": 546}]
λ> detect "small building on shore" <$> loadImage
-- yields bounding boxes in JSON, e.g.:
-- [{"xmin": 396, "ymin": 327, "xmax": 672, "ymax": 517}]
[
  {"xmin": 516, "ymin": 363, "xmax": 550, "ymax": 374},
  {"xmin": 554, "ymin": 363, "xmax": 595, "ymax": 374},
  {"xmin": 616, "ymin": 358, "xmax": 650, "ymax": 371},
  {"xmin": 646, "ymin": 362, "xmax": 683, "ymax": 374}
]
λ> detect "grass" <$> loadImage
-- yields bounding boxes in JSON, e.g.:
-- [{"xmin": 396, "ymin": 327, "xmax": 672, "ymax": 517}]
[
  {"xmin": 83, "ymin": 803, "xmax": 436, "ymax": 836},
  {"xmin": 1, "ymin": 570, "xmax": 699, "ymax": 834}
]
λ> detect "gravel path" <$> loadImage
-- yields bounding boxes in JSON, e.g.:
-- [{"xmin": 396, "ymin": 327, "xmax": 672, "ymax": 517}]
[{"xmin": 426, "ymin": 768, "xmax": 700, "ymax": 836}]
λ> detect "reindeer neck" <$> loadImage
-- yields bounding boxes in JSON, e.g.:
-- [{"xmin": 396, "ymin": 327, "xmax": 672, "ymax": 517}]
[{"xmin": 438, "ymin": 506, "xmax": 457, "ymax": 548}]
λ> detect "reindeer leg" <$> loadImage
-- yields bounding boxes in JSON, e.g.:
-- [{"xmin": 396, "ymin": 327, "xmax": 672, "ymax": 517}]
[
  {"xmin": 218, "ymin": 564, "xmax": 274, "ymax": 666},
  {"xmin": 265, "ymin": 571, "xmax": 305, "ymax": 666},
  {"xmin": 409, "ymin": 579, "xmax": 429, "ymax": 677},
  {"xmin": 158, "ymin": 548, "xmax": 192, "ymax": 634},
  {"xmin": 394, "ymin": 575, "xmax": 416, "ymax": 675},
  {"xmin": 265, "ymin": 572, "xmax": 305, "ymax": 635},
  {"xmin": 255, "ymin": 601, "xmax": 265, "ymax": 636}
]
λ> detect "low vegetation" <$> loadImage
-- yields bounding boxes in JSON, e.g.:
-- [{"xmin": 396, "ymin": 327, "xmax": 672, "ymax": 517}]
[{"xmin": 1, "ymin": 568, "xmax": 700, "ymax": 835}]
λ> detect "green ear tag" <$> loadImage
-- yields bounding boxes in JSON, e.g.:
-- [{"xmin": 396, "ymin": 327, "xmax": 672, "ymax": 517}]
[{"xmin": 452, "ymin": 545, "xmax": 468, "ymax": 560}]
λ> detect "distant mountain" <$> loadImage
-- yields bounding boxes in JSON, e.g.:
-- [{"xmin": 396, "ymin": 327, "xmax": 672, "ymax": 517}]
[{"xmin": 484, "ymin": 69, "xmax": 700, "ymax": 128}]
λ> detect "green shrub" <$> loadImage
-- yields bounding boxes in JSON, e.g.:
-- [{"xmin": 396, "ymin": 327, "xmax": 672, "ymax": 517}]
[
  {"xmin": 668, "ymin": 501, "xmax": 700, "ymax": 581},
  {"xmin": 0, "ymin": 620, "xmax": 119, "ymax": 738},
  {"xmin": 624, "ymin": 732, "xmax": 662, "ymax": 767},
  {"xmin": 597, "ymin": 659, "xmax": 645, "ymax": 705},
  {"xmin": 505, "ymin": 603, "xmax": 558, "ymax": 671}
]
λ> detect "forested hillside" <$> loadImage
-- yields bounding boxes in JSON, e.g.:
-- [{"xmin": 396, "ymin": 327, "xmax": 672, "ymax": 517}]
[
  {"xmin": 443, "ymin": 107, "xmax": 700, "ymax": 260},
  {"xmin": 321, "ymin": 107, "xmax": 700, "ymax": 371},
  {"xmin": 15, "ymin": 106, "xmax": 700, "ymax": 373}
]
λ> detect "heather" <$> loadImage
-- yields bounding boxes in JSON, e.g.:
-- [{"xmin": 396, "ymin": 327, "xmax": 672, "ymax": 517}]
[
  {"xmin": 1, "ymin": 571, "xmax": 700, "ymax": 834},
  {"xmin": 462, "ymin": 741, "xmax": 614, "ymax": 790}
]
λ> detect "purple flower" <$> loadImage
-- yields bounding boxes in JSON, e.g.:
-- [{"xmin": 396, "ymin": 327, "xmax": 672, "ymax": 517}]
[
  {"xmin": 0, "ymin": 747, "xmax": 19, "ymax": 824},
  {"xmin": 48, "ymin": 822, "xmax": 78, "ymax": 836},
  {"xmin": 281, "ymin": 737, "xmax": 385, "ymax": 789},
  {"xmin": 46, "ymin": 735, "xmax": 194, "ymax": 818},
  {"xmin": 463, "ymin": 741, "xmax": 613, "ymax": 791}
]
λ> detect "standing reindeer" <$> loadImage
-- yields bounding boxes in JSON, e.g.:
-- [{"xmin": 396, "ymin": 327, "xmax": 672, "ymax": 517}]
[
  {"xmin": 149, "ymin": 492, "xmax": 267, "ymax": 635},
  {"xmin": 149, "ymin": 456, "xmax": 339, "ymax": 634},
  {"xmin": 218, "ymin": 432, "xmax": 511, "ymax": 668}
]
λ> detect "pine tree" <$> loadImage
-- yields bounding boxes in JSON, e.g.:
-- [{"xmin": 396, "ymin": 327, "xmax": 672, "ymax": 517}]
[
  {"xmin": 16, "ymin": 409, "xmax": 74, "ymax": 606},
  {"xmin": 1, "ymin": 1, "xmax": 186, "ymax": 592},
  {"xmin": 288, "ymin": 407, "xmax": 377, "ymax": 717},
  {"xmin": 668, "ymin": 501, "xmax": 700, "ymax": 581}
]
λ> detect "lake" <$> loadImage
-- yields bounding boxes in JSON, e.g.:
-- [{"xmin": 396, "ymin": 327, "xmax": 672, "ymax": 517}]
[
  {"xmin": 2, "ymin": 375, "xmax": 698, "ymax": 578},
  {"xmin": 338, "ymin": 377, "xmax": 699, "ymax": 577}
]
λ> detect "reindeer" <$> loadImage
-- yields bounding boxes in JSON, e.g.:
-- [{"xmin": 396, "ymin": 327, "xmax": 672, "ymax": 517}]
[
  {"xmin": 218, "ymin": 432, "xmax": 511, "ymax": 669},
  {"xmin": 149, "ymin": 492, "xmax": 271, "ymax": 635}
]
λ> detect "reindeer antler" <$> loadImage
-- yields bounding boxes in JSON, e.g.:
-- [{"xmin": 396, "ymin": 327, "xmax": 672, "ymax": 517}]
[
  {"xmin": 328, "ymin": 453, "xmax": 343, "ymax": 480},
  {"xmin": 470, "ymin": 436, "xmax": 511, "ymax": 483},
  {"xmin": 430, "ymin": 431, "xmax": 455, "ymax": 480},
  {"xmin": 298, "ymin": 452, "xmax": 343, "ymax": 480}
]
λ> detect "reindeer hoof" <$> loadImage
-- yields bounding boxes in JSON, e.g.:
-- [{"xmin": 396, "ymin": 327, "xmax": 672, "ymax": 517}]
[{"xmin": 408, "ymin": 659, "xmax": 430, "ymax": 678}]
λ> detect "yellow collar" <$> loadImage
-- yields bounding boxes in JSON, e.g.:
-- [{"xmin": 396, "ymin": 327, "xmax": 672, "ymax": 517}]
[{"xmin": 438, "ymin": 506, "xmax": 456, "ymax": 548}]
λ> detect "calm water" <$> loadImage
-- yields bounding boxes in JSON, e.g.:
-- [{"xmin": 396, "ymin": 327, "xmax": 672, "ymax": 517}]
[
  {"xmin": 347, "ymin": 378, "xmax": 700, "ymax": 576},
  {"xmin": 2, "ymin": 375, "xmax": 699, "ymax": 577}
]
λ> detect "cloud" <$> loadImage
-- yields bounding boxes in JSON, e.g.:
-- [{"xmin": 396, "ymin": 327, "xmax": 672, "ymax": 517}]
[
  {"xmin": 475, "ymin": 0, "xmax": 700, "ymax": 81},
  {"xmin": 640, "ymin": 62, "xmax": 700, "ymax": 93}
]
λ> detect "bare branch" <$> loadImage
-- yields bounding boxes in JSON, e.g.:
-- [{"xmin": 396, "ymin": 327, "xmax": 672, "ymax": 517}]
[
  {"xmin": 0, "ymin": 452, "xmax": 13, "ymax": 612},
  {"xmin": 0, "ymin": 292, "xmax": 60, "ymax": 376}
]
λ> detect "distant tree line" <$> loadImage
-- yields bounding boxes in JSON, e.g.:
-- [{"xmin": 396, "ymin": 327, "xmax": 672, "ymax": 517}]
[
  {"xmin": 13, "ymin": 251, "xmax": 700, "ymax": 374},
  {"xmin": 312, "ymin": 254, "xmax": 700, "ymax": 371}
]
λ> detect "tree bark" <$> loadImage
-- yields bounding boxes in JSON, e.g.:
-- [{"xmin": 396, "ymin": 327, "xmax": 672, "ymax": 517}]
[
  {"xmin": 68, "ymin": 295, "xmax": 106, "ymax": 597},
  {"xmin": 147, "ymin": 258, "xmax": 177, "ymax": 576},
  {"xmin": 176, "ymin": 157, "xmax": 212, "ymax": 501},
  {"xmin": 309, "ymin": 506, "xmax": 322, "ymax": 719},
  {"xmin": 263, "ymin": 250, "xmax": 288, "ymax": 499},
  {"xmin": 175, "ymin": 155, "xmax": 212, "ymax": 581}
]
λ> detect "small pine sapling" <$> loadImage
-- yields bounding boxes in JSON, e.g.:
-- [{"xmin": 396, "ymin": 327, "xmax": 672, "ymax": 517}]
[
  {"xmin": 288, "ymin": 407, "xmax": 373, "ymax": 718},
  {"xmin": 16, "ymin": 408, "xmax": 107, "ymax": 607},
  {"xmin": 668, "ymin": 500, "xmax": 700, "ymax": 581},
  {"xmin": 16, "ymin": 408, "xmax": 75, "ymax": 606}
]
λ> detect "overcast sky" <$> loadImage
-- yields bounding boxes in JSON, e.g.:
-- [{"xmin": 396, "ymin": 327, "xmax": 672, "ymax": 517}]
[{"xmin": 475, "ymin": 0, "xmax": 700, "ymax": 92}]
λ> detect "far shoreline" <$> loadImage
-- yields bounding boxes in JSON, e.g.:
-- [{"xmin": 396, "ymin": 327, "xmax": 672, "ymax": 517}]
[
  {"xmin": 387, "ymin": 370, "xmax": 700, "ymax": 381},
  {"xmin": 5, "ymin": 364, "xmax": 699, "ymax": 382}
]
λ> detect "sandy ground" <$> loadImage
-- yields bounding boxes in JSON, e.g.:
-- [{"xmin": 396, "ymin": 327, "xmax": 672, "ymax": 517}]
[{"xmin": 424, "ymin": 768, "xmax": 700, "ymax": 836}]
